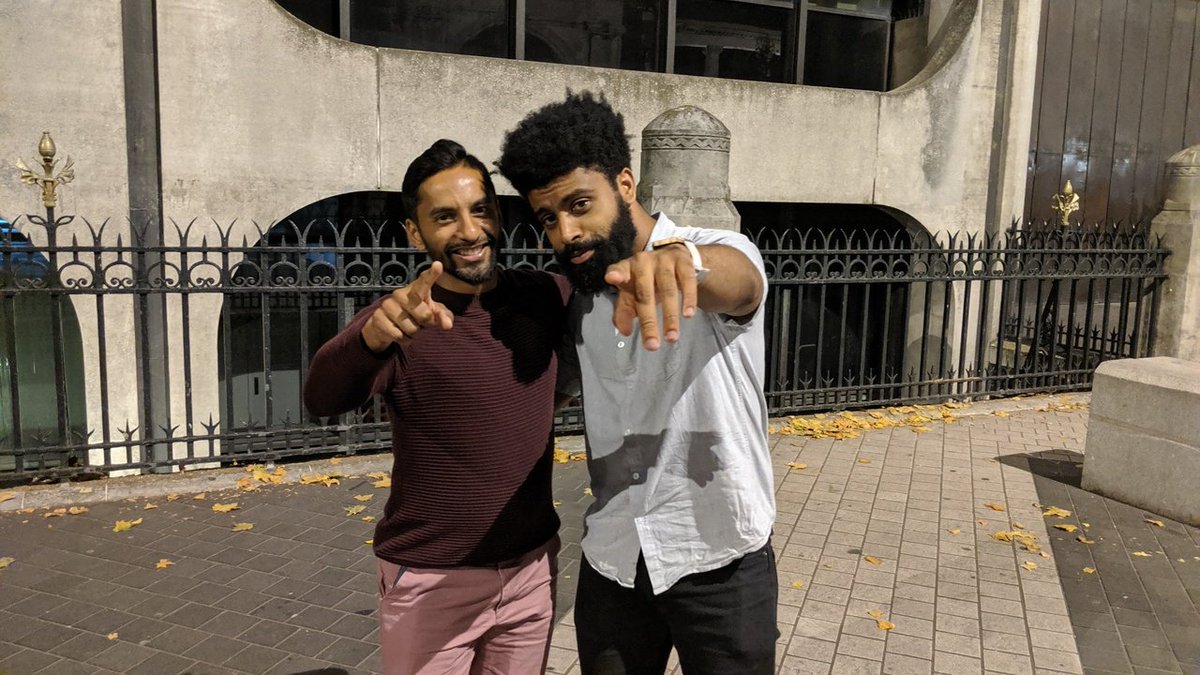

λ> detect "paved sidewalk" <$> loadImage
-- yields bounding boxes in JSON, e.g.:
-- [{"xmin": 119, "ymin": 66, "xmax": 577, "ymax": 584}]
[{"xmin": 1, "ymin": 393, "xmax": 1197, "ymax": 675}]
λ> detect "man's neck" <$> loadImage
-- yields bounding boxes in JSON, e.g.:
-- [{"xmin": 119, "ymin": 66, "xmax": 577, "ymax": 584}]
[{"xmin": 630, "ymin": 203, "xmax": 661, "ymax": 253}]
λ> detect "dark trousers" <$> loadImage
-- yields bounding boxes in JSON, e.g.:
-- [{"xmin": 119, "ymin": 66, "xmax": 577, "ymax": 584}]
[{"xmin": 575, "ymin": 543, "xmax": 778, "ymax": 675}]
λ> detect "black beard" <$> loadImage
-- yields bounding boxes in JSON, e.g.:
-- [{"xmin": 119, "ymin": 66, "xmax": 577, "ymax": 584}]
[
  {"xmin": 556, "ymin": 200, "xmax": 638, "ymax": 294},
  {"xmin": 434, "ymin": 233, "xmax": 500, "ymax": 285}
]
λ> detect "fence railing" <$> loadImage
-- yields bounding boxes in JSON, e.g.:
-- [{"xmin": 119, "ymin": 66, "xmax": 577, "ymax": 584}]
[{"xmin": 0, "ymin": 216, "xmax": 1169, "ymax": 482}]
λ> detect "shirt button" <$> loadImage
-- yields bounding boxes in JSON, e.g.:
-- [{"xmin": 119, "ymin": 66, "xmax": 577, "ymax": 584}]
[
  {"xmin": 632, "ymin": 472, "xmax": 640, "ymax": 480},
  {"xmin": 625, "ymin": 428, "xmax": 631, "ymax": 435},
  {"xmin": 617, "ymin": 341, "xmax": 626, "ymax": 348}
]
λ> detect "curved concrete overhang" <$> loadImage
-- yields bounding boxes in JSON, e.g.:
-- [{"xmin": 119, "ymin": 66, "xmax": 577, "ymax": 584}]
[{"xmin": 158, "ymin": 0, "xmax": 987, "ymax": 234}]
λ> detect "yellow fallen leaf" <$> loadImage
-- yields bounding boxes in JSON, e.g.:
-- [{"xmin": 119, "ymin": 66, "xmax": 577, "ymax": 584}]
[
  {"xmin": 1012, "ymin": 522, "xmax": 1025, "ymax": 530},
  {"xmin": 583, "ymin": 488, "xmax": 593, "ymax": 496},
  {"xmin": 231, "ymin": 523, "xmax": 254, "ymax": 532},
  {"xmin": 1042, "ymin": 506, "xmax": 1071, "ymax": 518},
  {"xmin": 863, "ymin": 555, "xmax": 882, "ymax": 565},
  {"xmin": 948, "ymin": 528, "xmax": 961, "ymax": 536},
  {"xmin": 0, "ymin": 556, "xmax": 14, "ymax": 570},
  {"xmin": 786, "ymin": 462, "xmax": 807, "ymax": 470},
  {"xmin": 1077, "ymin": 535, "xmax": 1096, "ymax": 544},
  {"xmin": 166, "ymin": 494, "xmax": 179, "ymax": 501},
  {"xmin": 1039, "ymin": 551, "xmax": 1051, "ymax": 558},
  {"xmin": 552, "ymin": 501, "xmax": 561, "ymax": 508},
  {"xmin": 193, "ymin": 493, "xmax": 206, "ymax": 500},
  {"xmin": 361, "ymin": 516, "xmax": 375, "ymax": 522},
  {"xmin": 211, "ymin": 503, "xmax": 240, "ymax": 513},
  {"xmin": 112, "ymin": 518, "xmax": 143, "ymax": 533},
  {"xmin": 0, "ymin": 493, "xmax": 15, "ymax": 504},
  {"xmin": 1145, "ymin": 518, "xmax": 1164, "ymax": 527},
  {"xmin": 993, "ymin": 410, "xmax": 1009, "ymax": 418},
  {"xmin": 373, "ymin": 477, "xmax": 391, "ymax": 489},
  {"xmin": 1083, "ymin": 522, "xmax": 1090, "ymax": 528},
  {"xmin": 876, "ymin": 620, "xmax": 895, "ymax": 631},
  {"xmin": 791, "ymin": 580, "xmax": 804, "ymax": 589},
  {"xmin": 17, "ymin": 508, "xmax": 33, "ymax": 514},
  {"xmin": 367, "ymin": 471, "xmax": 388, "ymax": 480},
  {"xmin": 365, "ymin": 539, "xmax": 374, "ymax": 545},
  {"xmin": 1082, "ymin": 566, "xmax": 1096, "ymax": 574},
  {"xmin": 1021, "ymin": 561, "xmax": 1038, "ymax": 571},
  {"xmin": 301, "ymin": 474, "xmax": 341, "ymax": 487},
  {"xmin": 43, "ymin": 508, "xmax": 67, "ymax": 518},
  {"xmin": 354, "ymin": 495, "xmax": 374, "ymax": 502},
  {"xmin": 1132, "ymin": 551, "xmax": 1152, "ymax": 558},
  {"xmin": 977, "ymin": 519, "xmax": 988, "ymax": 527},
  {"xmin": 553, "ymin": 447, "xmax": 571, "ymax": 463},
  {"xmin": 911, "ymin": 426, "xmax": 932, "ymax": 433},
  {"xmin": 1054, "ymin": 524, "xmax": 1078, "ymax": 533},
  {"xmin": 857, "ymin": 458, "xmax": 871, "ymax": 464},
  {"xmin": 345, "ymin": 505, "xmax": 366, "ymax": 516},
  {"xmin": 106, "ymin": 632, "xmax": 118, "ymax": 641},
  {"xmin": 236, "ymin": 476, "xmax": 256, "ymax": 491},
  {"xmin": 144, "ymin": 503, "xmax": 158, "ymax": 510},
  {"xmin": 155, "ymin": 559, "xmax": 174, "ymax": 569},
  {"xmin": 867, "ymin": 609, "xmax": 883, "ymax": 618},
  {"xmin": 984, "ymin": 503, "xmax": 1006, "ymax": 512},
  {"xmin": 330, "ymin": 457, "xmax": 342, "ymax": 465}
]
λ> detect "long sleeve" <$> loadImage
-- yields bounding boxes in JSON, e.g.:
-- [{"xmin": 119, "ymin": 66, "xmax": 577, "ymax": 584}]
[{"xmin": 303, "ymin": 300, "xmax": 396, "ymax": 418}]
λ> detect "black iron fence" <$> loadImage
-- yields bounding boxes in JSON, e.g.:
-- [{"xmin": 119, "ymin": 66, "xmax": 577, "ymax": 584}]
[{"xmin": 0, "ymin": 216, "xmax": 1169, "ymax": 482}]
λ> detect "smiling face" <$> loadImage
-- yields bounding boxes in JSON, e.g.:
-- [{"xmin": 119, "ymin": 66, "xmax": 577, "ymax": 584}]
[
  {"xmin": 527, "ymin": 167, "xmax": 640, "ymax": 294},
  {"xmin": 405, "ymin": 164, "xmax": 501, "ymax": 293}
]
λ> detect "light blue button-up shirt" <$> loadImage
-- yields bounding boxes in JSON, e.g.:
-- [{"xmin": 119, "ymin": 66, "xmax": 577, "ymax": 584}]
[{"xmin": 560, "ymin": 213, "xmax": 775, "ymax": 594}]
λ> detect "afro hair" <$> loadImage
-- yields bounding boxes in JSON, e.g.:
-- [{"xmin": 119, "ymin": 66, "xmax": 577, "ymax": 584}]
[{"xmin": 496, "ymin": 91, "xmax": 632, "ymax": 196}]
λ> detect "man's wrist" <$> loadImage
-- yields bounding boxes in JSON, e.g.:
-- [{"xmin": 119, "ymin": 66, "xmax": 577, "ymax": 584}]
[{"xmin": 650, "ymin": 237, "xmax": 710, "ymax": 283}]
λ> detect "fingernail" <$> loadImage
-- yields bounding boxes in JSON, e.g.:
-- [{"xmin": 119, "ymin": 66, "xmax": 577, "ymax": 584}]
[
  {"xmin": 645, "ymin": 338, "xmax": 659, "ymax": 351},
  {"xmin": 684, "ymin": 307, "xmax": 695, "ymax": 318},
  {"xmin": 665, "ymin": 330, "xmax": 679, "ymax": 342}
]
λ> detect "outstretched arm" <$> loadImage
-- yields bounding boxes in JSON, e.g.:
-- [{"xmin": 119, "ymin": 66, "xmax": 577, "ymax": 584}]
[{"xmin": 604, "ymin": 243, "xmax": 764, "ymax": 351}]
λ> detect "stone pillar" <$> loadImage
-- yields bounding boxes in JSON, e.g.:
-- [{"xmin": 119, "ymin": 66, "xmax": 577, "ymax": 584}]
[
  {"xmin": 639, "ymin": 106, "xmax": 740, "ymax": 232},
  {"xmin": 1150, "ymin": 145, "xmax": 1200, "ymax": 361}
]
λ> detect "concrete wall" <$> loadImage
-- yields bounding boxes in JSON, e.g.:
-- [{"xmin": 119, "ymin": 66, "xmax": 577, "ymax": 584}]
[{"xmin": 2, "ymin": 0, "xmax": 1040, "ymax": 471}]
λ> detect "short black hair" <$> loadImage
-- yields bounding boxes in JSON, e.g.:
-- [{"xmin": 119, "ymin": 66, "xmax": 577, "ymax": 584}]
[
  {"xmin": 496, "ymin": 91, "xmax": 631, "ymax": 196},
  {"xmin": 401, "ymin": 139, "xmax": 497, "ymax": 220}
]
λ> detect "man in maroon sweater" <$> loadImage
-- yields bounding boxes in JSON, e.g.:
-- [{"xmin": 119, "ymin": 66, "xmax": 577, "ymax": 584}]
[{"xmin": 303, "ymin": 139, "xmax": 571, "ymax": 674}]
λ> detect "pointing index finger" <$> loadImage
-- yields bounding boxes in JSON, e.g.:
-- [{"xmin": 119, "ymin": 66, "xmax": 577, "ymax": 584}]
[{"xmin": 407, "ymin": 261, "xmax": 443, "ymax": 300}]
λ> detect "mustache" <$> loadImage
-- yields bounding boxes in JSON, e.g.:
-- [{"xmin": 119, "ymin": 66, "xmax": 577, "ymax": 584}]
[
  {"xmin": 445, "ymin": 234, "xmax": 498, "ymax": 254},
  {"xmin": 559, "ymin": 237, "xmax": 606, "ymax": 261}
]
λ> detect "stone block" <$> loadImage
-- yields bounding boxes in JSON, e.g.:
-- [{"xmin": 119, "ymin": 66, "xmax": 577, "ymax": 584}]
[{"xmin": 1081, "ymin": 357, "xmax": 1200, "ymax": 525}]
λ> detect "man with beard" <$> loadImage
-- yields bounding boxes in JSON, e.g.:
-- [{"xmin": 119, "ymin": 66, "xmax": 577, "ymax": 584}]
[
  {"xmin": 304, "ymin": 139, "xmax": 572, "ymax": 675},
  {"xmin": 497, "ymin": 92, "xmax": 778, "ymax": 674}
]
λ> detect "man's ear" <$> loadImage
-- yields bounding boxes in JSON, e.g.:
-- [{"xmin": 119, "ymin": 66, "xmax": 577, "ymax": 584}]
[
  {"xmin": 405, "ymin": 218, "xmax": 427, "ymax": 251},
  {"xmin": 615, "ymin": 167, "xmax": 637, "ymax": 204}
]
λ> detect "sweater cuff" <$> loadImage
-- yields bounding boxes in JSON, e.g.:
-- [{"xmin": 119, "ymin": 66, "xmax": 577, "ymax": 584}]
[{"xmin": 358, "ymin": 331, "xmax": 397, "ymax": 360}]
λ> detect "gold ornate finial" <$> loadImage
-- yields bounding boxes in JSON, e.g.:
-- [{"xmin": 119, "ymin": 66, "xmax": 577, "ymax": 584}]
[
  {"xmin": 1050, "ymin": 180, "xmax": 1080, "ymax": 226},
  {"xmin": 16, "ymin": 131, "xmax": 74, "ymax": 210}
]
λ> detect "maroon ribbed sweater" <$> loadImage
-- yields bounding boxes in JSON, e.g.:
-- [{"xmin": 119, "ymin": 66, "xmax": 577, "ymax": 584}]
[{"xmin": 303, "ymin": 268, "xmax": 571, "ymax": 567}]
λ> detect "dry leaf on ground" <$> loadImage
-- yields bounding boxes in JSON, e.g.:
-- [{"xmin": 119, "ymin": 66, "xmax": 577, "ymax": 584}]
[
  {"xmin": 211, "ymin": 503, "xmax": 240, "ymax": 513},
  {"xmin": 367, "ymin": 471, "xmax": 388, "ymax": 480},
  {"xmin": 144, "ymin": 504, "xmax": 158, "ymax": 510},
  {"xmin": 867, "ymin": 609, "xmax": 883, "ymax": 618},
  {"xmin": 300, "ymin": 474, "xmax": 341, "ymax": 487},
  {"xmin": 1082, "ymin": 567, "xmax": 1096, "ymax": 574},
  {"xmin": 583, "ymin": 488, "xmax": 593, "ymax": 496},
  {"xmin": 1054, "ymin": 524, "xmax": 1078, "ymax": 533},
  {"xmin": 1021, "ymin": 561, "xmax": 1038, "ymax": 571},
  {"xmin": 791, "ymin": 580, "xmax": 804, "ymax": 589},
  {"xmin": 0, "ymin": 556, "xmax": 14, "ymax": 570},
  {"xmin": 1132, "ymin": 551, "xmax": 1152, "ymax": 558},
  {"xmin": 786, "ymin": 462, "xmax": 807, "ymax": 470},
  {"xmin": 112, "ymin": 518, "xmax": 143, "ymax": 533},
  {"xmin": 354, "ymin": 495, "xmax": 373, "ymax": 502},
  {"xmin": 231, "ymin": 523, "xmax": 254, "ymax": 532},
  {"xmin": 0, "ymin": 493, "xmax": 15, "ymax": 504},
  {"xmin": 330, "ymin": 457, "xmax": 342, "ymax": 465},
  {"xmin": 1145, "ymin": 518, "xmax": 1165, "ymax": 527},
  {"xmin": 345, "ymin": 505, "xmax": 366, "ymax": 516},
  {"xmin": 876, "ymin": 620, "xmax": 895, "ymax": 631},
  {"xmin": 1042, "ymin": 506, "xmax": 1071, "ymax": 518},
  {"xmin": 106, "ymin": 632, "xmax": 118, "ymax": 641},
  {"xmin": 948, "ymin": 528, "xmax": 961, "ymax": 536},
  {"xmin": 362, "ymin": 516, "xmax": 375, "ymax": 522},
  {"xmin": 373, "ymin": 477, "xmax": 391, "ymax": 489},
  {"xmin": 1012, "ymin": 522, "xmax": 1025, "ymax": 530},
  {"xmin": 984, "ymin": 503, "xmax": 1006, "ymax": 512},
  {"xmin": 365, "ymin": 539, "xmax": 374, "ymax": 545},
  {"xmin": 193, "ymin": 493, "xmax": 206, "ymax": 500},
  {"xmin": 1077, "ymin": 535, "xmax": 1096, "ymax": 544},
  {"xmin": 863, "ymin": 555, "xmax": 883, "ymax": 565},
  {"xmin": 857, "ymin": 458, "xmax": 871, "ymax": 464},
  {"xmin": 43, "ymin": 508, "xmax": 67, "ymax": 518},
  {"xmin": 155, "ymin": 559, "xmax": 174, "ymax": 569},
  {"xmin": 166, "ymin": 494, "xmax": 179, "ymax": 501}
]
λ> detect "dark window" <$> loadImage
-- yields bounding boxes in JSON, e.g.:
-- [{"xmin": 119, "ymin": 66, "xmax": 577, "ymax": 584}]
[
  {"xmin": 349, "ymin": 0, "xmax": 511, "ymax": 57},
  {"xmin": 675, "ymin": 0, "xmax": 794, "ymax": 84},
  {"xmin": 526, "ymin": 0, "xmax": 665, "ymax": 71},
  {"xmin": 275, "ymin": 0, "xmax": 340, "ymax": 35},
  {"xmin": 803, "ymin": 10, "xmax": 890, "ymax": 91}
]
